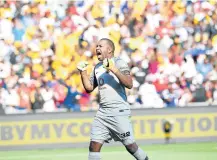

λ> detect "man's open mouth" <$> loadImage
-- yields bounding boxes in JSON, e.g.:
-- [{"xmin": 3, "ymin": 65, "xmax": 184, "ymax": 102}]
[{"xmin": 96, "ymin": 50, "xmax": 101, "ymax": 55}]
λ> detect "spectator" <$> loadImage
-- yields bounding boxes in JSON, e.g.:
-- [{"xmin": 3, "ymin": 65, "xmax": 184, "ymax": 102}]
[
  {"xmin": 2, "ymin": 85, "xmax": 21, "ymax": 114},
  {"xmin": 17, "ymin": 82, "xmax": 31, "ymax": 111},
  {"xmin": 206, "ymin": 73, "xmax": 217, "ymax": 104},
  {"xmin": 196, "ymin": 55, "xmax": 213, "ymax": 78},
  {"xmin": 59, "ymin": 79, "xmax": 81, "ymax": 111},
  {"xmin": 12, "ymin": 18, "xmax": 25, "ymax": 41},
  {"xmin": 0, "ymin": 58, "xmax": 11, "ymax": 78},
  {"xmin": 30, "ymin": 86, "xmax": 44, "ymax": 111},
  {"xmin": 40, "ymin": 85, "xmax": 56, "ymax": 112},
  {"xmin": 148, "ymin": 52, "xmax": 159, "ymax": 74},
  {"xmin": 191, "ymin": 74, "xmax": 207, "ymax": 102},
  {"xmin": 139, "ymin": 74, "xmax": 164, "ymax": 108},
  {"xmin": 52, "ymin": 80, "xmax": 67, "ymax": 108},
  {"xmin": 161, "ymin": 83, "xmax": 178, "ymax": 107},
  {"xmin": 178, "ymin": 88, "xmax": 193, "ymax": 107}
]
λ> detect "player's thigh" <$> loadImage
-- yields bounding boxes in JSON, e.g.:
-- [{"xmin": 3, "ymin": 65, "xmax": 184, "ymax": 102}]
[
  {"xmin": 91, "ymin": 116, "xmax": 111, "ymax": 144},
  {"xmin": 108, "ymin": 116, "xmax": 135, "ymax": 145}
]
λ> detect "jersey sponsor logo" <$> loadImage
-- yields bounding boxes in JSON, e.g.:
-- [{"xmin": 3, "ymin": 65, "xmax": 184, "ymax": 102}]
[
  {"xmin": 99, "ymin": 78, "xmax": 104, "ymax": 86},
  {"xmin": 99, "ymin": 86, "xmax": 106, "ymax": 90},
  {"xmin": 120, "ymin": 131, "xmax": 131, "ymax": 138}
]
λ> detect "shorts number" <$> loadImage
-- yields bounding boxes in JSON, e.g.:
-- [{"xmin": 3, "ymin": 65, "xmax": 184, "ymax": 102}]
[{"xmin": 120, "ymin": 131, "xmax": 130, "ymax": 138}]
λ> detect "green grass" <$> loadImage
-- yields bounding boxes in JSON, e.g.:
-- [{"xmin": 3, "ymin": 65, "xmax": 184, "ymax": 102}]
[{"xmin": 0, "ymin": 142, "xmax": 216, "ymax": 160}]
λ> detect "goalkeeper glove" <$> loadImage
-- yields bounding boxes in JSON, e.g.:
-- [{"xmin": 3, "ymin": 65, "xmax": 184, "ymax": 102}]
[
  {"xmin": 77, "ymin": 61, "xmax": 89, "ymax": 72},
  {"xmin": 103, "ymin": 58, "xmax": 117, "ymax": 73}
]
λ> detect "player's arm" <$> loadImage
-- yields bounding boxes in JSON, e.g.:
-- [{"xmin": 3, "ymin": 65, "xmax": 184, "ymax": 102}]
[
  {"xmin": 112, "ymin": 68, "xmax": 132, "ymax": 89},
  {"xmin": 77, "ymin": 61, "xmax": 97, "ymax": 93},
  {"xmin": 103, "ymin": 59, "xmax": 133, "ymax": 89},
  {"xmin": 80, "ymin": 71, "xmax": 97, "ymax": 93}
]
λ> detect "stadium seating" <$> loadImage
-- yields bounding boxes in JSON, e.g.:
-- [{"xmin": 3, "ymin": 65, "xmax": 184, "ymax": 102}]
[{"xmin": 1, "ymin": 1, "xmax": 217, "ymax": 114}]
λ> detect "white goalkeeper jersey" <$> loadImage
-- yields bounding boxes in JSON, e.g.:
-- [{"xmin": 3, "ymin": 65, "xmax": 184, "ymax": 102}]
[{"xmin": 90, "ymin": 57, "xmax": 131, "ymax": 116}]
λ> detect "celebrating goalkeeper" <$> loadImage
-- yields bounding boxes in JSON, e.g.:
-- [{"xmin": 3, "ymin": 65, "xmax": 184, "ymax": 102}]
[{"xmin": 77, "ymin": 38, "xmax": 149, "ymax": 160}]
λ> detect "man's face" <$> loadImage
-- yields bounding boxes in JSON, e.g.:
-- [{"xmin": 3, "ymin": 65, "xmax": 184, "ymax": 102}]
[
  {"xmin": 96, "ymin": 40, "xmax": 111, "ymax": 61},
  {"xmin": 168, "ymin": 83, "xmax": 173, "ymax": 92}
]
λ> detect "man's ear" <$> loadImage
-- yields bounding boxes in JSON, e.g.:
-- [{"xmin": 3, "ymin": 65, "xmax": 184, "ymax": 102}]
[{"xmin": 107, "ymin": 47, "xmax": 112, "ymax": 54}]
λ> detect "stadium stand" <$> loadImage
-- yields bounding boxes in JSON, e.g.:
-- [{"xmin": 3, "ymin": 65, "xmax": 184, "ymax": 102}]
[{"xmin": 0, "ymin": 0, "xmax": 217, "ymax": 114}]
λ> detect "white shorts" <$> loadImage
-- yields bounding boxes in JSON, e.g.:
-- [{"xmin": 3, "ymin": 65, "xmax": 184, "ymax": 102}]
[{"xmin": 90, "ymin": 115, "xmax": 135, "ymax": 145}]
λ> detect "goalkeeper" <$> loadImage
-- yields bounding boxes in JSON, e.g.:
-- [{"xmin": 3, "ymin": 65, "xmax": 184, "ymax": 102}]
[{"xmin": 77, "ymin": 38, "xmax": 149, "ymax": 160}]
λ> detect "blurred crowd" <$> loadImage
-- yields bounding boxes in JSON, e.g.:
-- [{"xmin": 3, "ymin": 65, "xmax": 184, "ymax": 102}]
[{"xmin": 1, "ymin": 0, "xmax": 217, "ymax": 114}]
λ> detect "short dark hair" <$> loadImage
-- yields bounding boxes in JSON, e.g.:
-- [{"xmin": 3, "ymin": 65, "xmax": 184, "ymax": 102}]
[{"xmin": 100, "ymin": 38, "xmax": 115, "ymax": 53}]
